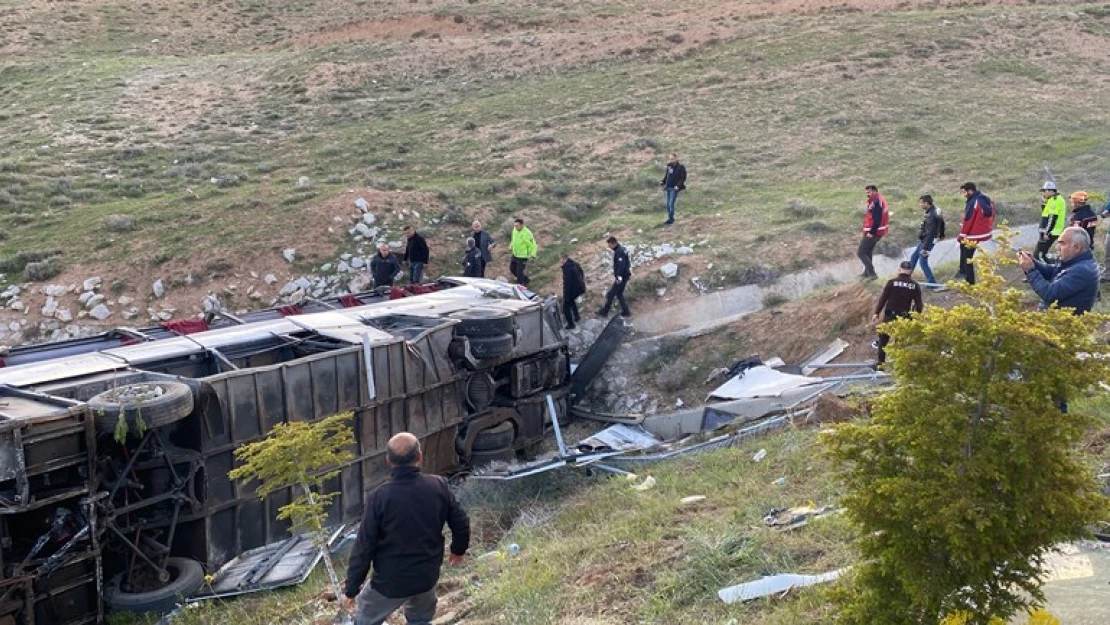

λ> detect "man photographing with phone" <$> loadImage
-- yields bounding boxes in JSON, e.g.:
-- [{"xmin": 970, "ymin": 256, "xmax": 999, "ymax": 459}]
[{"xmin": 1017, "ymin": 226, "xmax": 1099, "ymax": 314}]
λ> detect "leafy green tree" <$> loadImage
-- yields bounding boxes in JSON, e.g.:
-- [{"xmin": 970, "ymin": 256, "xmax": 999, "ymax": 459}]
[
  {"xmin": 823, "ymin": 237, "xmax": 1110, "ymax": 624},
  {"xmin": 229, "ymin": 412, "xmax": 355, "ymax": 599}
]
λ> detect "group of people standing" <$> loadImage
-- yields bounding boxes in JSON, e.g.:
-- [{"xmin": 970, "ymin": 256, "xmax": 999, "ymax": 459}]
[{"xmin": 868, "ymin": 180, "xmax": 1107, "ymax": 367}]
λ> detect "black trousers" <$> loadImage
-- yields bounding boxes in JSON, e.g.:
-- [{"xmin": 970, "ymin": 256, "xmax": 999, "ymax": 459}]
[
  {"xmin": 600, "ymin": 279, "xmax": 630, "ymax": 315},
  {"xmin": 857, "ymin": 235, "xmax": 880, "ymax": 277},
  {"xmin": 510, "ymin": 257, "xmax": 530, "ymax": 285},
  {"xmin": 1034, "ymin": 235, "xmax": 1058, "ymax": 263},
  {"xmin": 562, "ymin": 297, "xmax": 580, "ymax": 326},
  {"xmin": 958, "ymin": 243, "xmax": 976, "ymax": 284},
  {"xmin": 876, "ymin": 311, "xmax": 908, "ymax": 365}
]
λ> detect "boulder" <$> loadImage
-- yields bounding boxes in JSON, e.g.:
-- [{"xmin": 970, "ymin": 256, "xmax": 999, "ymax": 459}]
[
  {"xmin": 41, "ymin": 297, "xmax": 58, "ymax": 317},
  {"xmin": 89, "ymin": 304, "xmax": 111, "ymax": 320},
  {"xmin": 660, "ymin": 263, "xmax": 679, "ymax": 279},
  {"xmin": 83, "ymin": 277, "xmax": 102, "ymax": 291},
  {"xmin": 282, "ymin": 248, "xmax": 296, "ymax": 263},
  {"xmin": 152, "ymin": 279, "xmax": 165, "ymax": 298}
]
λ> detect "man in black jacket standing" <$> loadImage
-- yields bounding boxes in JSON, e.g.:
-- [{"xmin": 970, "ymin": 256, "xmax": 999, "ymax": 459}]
[
  {"xmin": 402, "ymin": 226, "xmax": 430, "ymax": 284},
  {"xmin": 660, "ymin": 153, "xmax": 687, "ymax": 225},
  {"xmin": 469, "ymin": 221, "xmax": 495, "ymax": 276},
  {"xmin": 596, "ymin": 236, "xmax": 631, "ymax": 318},
  {"xmin": 369, "ymin": 244, "xmax": 402, "ymax": 289},
  {"xmin": 559, "ymin": 253, "xmax": 586, "ymax": 329},
  {"xmin": 343, "ymin": 432, "xmax": 470, "ymax": 625},
  {"xmin": 462, "ymin": 238, "xmax": 485, "ymax": 278}
]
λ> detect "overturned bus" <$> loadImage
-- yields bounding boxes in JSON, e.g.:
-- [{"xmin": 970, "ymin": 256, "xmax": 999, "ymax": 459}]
[{"xmin": 0, "ymin": 278, "xmax": 572, "ymax": 623}]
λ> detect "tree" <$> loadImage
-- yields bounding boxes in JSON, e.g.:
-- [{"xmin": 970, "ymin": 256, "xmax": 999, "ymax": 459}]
[
  {"xmin": 823, "ymin": 235, "xmax": 1110, "ymax": 624},
  {"xmin": 229, "ymin": 412, "xmax": 355, "ymax": 599}
]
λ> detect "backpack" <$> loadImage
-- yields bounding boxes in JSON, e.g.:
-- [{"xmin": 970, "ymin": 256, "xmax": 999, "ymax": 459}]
[{"xmin": 935, "ymin": 212, "xmax": 946, "ymax": 240}]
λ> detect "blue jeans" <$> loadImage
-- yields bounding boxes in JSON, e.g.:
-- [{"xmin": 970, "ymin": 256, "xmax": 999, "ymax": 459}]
[
  {"xmin": 908, "ymin": 243, "xmax": 936, "ymax": 284},
  {"xmin": 409, "ymin": 261, "xmax": 424, "ymax": 284},
  {"xmin": 664, "ymin": 187, "xmax": 679, "ymax": 222}
]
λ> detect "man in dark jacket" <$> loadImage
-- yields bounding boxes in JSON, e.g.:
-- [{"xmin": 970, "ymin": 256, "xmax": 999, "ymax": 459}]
[
  {"xmin": 908, "ymin": 194, "xmax": 939, "ymax": 286},
  {"xmin": 402, "ymin": 226, "xmax": 430, "ymax": 284},
  {"xmin": 596, "ymin": 236, "xmax": 631, "ymax": 318},
  {"xmin": 469, "ymin": 221, "xmax": 495, "ymax": 275},
  {"xmin": 871, "ymin": 261, "xmax": 924, "ymax": 367},
  {"xmin": 660, "ymin": 153, "xmax": 687, "ymax": 225},
  {"xmin": 1017, "ymin": 226, "xmax": 1100, "ymax": 314},
  {"xmin": 343, "ymin": 432, "xmax": 470, "ymax": 625},
  {"xmin": 559, "ymin": 254, "xmax": 586, "ymax": 329},
  {"xmin": 1067, "ymin": 191, "xmax": 1098, "ymax": 247},
  {"xmin": 462, "ymin": 238, "xmax": 485, "ymax": 278},
  {"xmin": 370, "ymin": 244, "xmax": 402, "ymax": 289}
]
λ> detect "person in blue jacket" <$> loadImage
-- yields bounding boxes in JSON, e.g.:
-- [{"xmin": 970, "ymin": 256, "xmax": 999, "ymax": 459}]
[{"xmin": 1017, "ymin": 226, "xmax": 1099, "ymax": 314}]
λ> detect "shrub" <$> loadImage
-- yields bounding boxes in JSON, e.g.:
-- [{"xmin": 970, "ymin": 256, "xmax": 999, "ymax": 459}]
[
  {"xmin": 24, "ymin": 258, "xmax": 62, "ymax": 282},
  {"xmin": 105, "ymin": 214, "xmax": 134, "ymax": 231}
]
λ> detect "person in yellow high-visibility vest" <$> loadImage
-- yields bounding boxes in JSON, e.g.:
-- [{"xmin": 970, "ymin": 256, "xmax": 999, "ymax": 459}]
[
  {"xmin": 508, "ymin": 217, "xmax": 537, "ymax": 285},
  {"xmin": 1035, "ymin": 181, "xmax": 1068, "ymax": 262}
]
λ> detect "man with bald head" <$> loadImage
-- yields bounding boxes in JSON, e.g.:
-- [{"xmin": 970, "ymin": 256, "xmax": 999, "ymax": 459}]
[
  {"xmin": 1017, "ymin": 226, "xmax": 1100, "ymax": 314},
  {"xmin": 343, "ymin": 433, "xmax": 470, "ymax": 625},
  {"xmin": 369, "ymin": 243, "xmax": 402, "ymax": 289}
]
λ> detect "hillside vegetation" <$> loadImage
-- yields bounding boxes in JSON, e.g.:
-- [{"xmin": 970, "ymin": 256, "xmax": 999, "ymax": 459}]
[{"xmin": 3, "ymin": 1, "xmax": 1110, "ymax": 311}]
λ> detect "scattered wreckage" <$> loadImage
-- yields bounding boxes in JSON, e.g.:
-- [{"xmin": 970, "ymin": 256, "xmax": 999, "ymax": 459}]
[{"xmin": 0, "ymin": 278, "xmax": 616, "ymax": 624}]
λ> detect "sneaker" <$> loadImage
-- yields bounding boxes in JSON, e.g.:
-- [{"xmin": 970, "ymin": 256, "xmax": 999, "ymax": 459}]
[
  {"xmin": 620, "ymin": 310, "xmax": 632, "ymax": 317},
  {"xmin": 662, "ymin": 220, "xmax": 674, "ymax": 226},
  {"xmin": 595, "ymin": 308, "xmax": 609, "ymax": 317},
  {"xmin": 566, "ymin": 323, "xmax": 576, "ymax": 330},
  {"xmin": 870, "ymin": 340, "xmax": 879, "ymax": 349}
]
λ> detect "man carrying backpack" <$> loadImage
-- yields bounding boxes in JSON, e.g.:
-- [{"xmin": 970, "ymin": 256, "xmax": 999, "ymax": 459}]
[
  {"xmin": 857, "ymin": 185, "xmax": 889, "ymax": 280},
  {"xmin": 954, "ymin": 182, "xmax": 995, "ymax": 285},
  {"xmin": 1035, "ymin": 182, "xmax": 1067, "ymax": 262},
  {"xmin": 908, "ymin": 195, "xmax": 941, "ymax": 287}
]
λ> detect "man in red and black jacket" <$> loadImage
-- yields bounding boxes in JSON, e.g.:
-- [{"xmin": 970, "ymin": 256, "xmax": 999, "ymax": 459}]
[
  {"xmin": 955, "ymin": 182, "xmax": 995, "ymax": 285},
  {"xmin": 857, "ymin": 184, "xmax": 889, "ymax": 280}
]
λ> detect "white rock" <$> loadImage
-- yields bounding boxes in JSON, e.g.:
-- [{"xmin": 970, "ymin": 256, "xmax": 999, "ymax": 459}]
[
  {"xmin": 282, "ymin": 248, "xmax": 296, "ymax": 263},
  {"xmin": 118, "ymin": 295, "xmax": 134, "ymax": 306},
  {"xmin": 41, "ymin": 297, "xmax": 58, "ymax": 317},
  {"xmin": 675, "ymin": 398, "xmax": 684, "ymax": 407},
  {"xmin": 41, "ymin": 284, "xmax": 66, "ymax": 297},
  {"xmin": 157, "ymin": 311, "xmax": 173, "ymax": 321},
  {"xmin": 354, "ymin": 197, "xmax": 370, "ymax": 211},
  {"xmin": 123, "ymin": 308, "xmax": 139, "ymax": 320},
  {"xmin": 263, "ymin": 273, "xmax": 278, "ymax": 285},
  {"xmin": 340, "ymin": 253, "xmax": 352, "ymax": 260},
  {"xmin": 9, "ymin": 299, "xmax": 23, "ymax": 311},
  {"xmin": 56, "ymin": 308, "xmax": 72, "ymax": 322},
  {"xmin": 297, "ymin": 176, "xmax": 311, "ymax": 187},
  {"xmin": 8, "ymin": 322, "xmax": 19, "ymax": 332},
  {"xmin": 654, "ymin": 244, "xmax": 675, "ymax": 258},
  {"xmin": 250, "ymin": 271, "xmax": 259, "ymax": 278},
  {"xmin": 1, "ymin": 285, "xmax": 20, "ymax": 299},
  {"xmin": 153, "ymin": 279, "xmax": 165, "ymax": 298},
  {"xmin": 676, "ymin": 246, "xmax": 694, "ymax": 255},
  {"xmin": 202, "ymin": 295, "xmax": 220, "ymax": 312},
  {"xmin": 83, "ymin": 277, "xmax": 102, "ymax": 291},
  {"xmin": 85, "ymin": 294, "xmax": 105, "ymax": 309},
  {"xmin": 89, "ymin": 304, "xmax": 111, "ymax": 320},
  {"xmin": 361, "ymin": 211, "xmax": 376, "ymax": 224},
  {"xmin": 337, "ymin": 261, "xmax": 350, "ymax": 273},
  {"xmin": 320, "ymin": 263, "xmax": 333, "ymax": 272},
  {"xmin": 350, "ymin": 257, "xmax": 365, "ymax": 269},
  {"xmin": 78, "ymin": 291, "xmax": 94, "ymax": 305},
  {"xmin": 660, "ymin": 263, "xmax": 679, "ymax": 279}
]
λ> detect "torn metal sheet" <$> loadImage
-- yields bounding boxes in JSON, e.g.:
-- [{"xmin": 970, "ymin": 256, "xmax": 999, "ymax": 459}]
[
  {"xmin": 578, "ymin": 424, "xmax": 660, "ymax": 452},
  {"xmin": 718, "ymin": 568, "xmax": 850, "ymax": 603},
  {"xmin": 190, "ymin": 527, "xmax": 344, "ymax": 601},
  {"xmin": 708, "ymin": 365, "xmax": 824, "ymax": 401},
  {"xmin": 801, "ymin": 339, "xmax": 849, "ymax": 375}
]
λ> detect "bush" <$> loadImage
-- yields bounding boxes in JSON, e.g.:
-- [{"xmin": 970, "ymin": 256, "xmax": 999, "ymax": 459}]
[
  {"xmin": 105, "ymin": 214, "xmax": 134, "ymax": 231},
  {"xmin": 761, "ymin": 292, "xmax": 788, "ymax": 308},
  {"xmin": 0, "ymin": 249, "xmax": 62, "ymax": 273},
  {"xmin": 24, "ymin": 258, "xmax": 62, "ymax": 282}
]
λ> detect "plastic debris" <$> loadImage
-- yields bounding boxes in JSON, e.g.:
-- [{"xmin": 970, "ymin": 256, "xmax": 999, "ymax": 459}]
[
  {"xmin": 631, "ymin": 476, "xmax": 656, "ymax": 491},
  {"xmin": 752, "ymin": 449, "xmax": 768, "ymax": 462}
]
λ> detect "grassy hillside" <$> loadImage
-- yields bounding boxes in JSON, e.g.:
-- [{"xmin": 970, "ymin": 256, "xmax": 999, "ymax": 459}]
[{"xmin": 3, "ymin": 1, "xmax": 1110, "ymax": 301}]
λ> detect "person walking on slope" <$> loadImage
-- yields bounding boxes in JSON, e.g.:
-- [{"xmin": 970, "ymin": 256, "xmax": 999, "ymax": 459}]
[
  {"xmin": 370, "ymin": 244, "xmax": 402, "ymax": 289},
  {"xmin": 559, "ymin": 254, "xmax": 586, "ymax": 329},
  {"xmin": 343, "ymin": 432, "xmax": 470, "ymax": 625},
  {"xmin": 1100, "ymin": 199, "xmax": 1110, "ymax": 282},
  {"xmin": 954, "ymin": 182, "xmax": 995, "ymax": 285},
  {"xmin": 1067, "ymin": 191, "xmax": 1098, "ymax": 246},
  {"xmin": 469, "ymin": 221, "xmax": 495, "ymax": 277},
  {"xmin": 402, "ymin": 226, "xmax": 430, "ymax": 284},
  {"xmin": 1035, "ymin": 181, "xmax": 1067, "ymax": 262},
  {"xmin": 908, "ymin": 194, "xmax": 940, "ymax": 287},
  {"xmin": 462, "ymin": 238, "xmax": 485, "ymax": 278},
  {"xmin": 1017, "ymin": 226, "xmax": 1100, "ymax": 315},
  {"xmin": 660, "ymin": 153, "xmax": 687, "ymax": 225},
  {"xmin": 857, "ymin": 184, "xmax": 890, "ymax": 280},
  {"xmin": 596, "ymin": 236, "xmax": 632, "ymax": 318},
  {"xmin": 508, "ymin": 218, "xmax": 537, "ymax": 286},
  {"xmin": 871, "ymin": 261, "xmax": 924, "ymax": 367}
]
